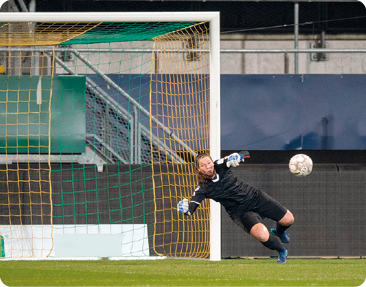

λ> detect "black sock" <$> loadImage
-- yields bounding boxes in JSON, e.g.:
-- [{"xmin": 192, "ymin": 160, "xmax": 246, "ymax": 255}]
[
  {"xmin": 261, "ymin": 234, "xmax": 284, "ymax": 252},
  {"xmin": 276, "ymin": 222, "xmax": 292, "ymax": 235}
]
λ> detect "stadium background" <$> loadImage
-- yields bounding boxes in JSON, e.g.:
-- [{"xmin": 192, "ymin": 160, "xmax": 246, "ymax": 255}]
[{"xmin": 1, "ymin": 0, "xmax": 365, "ymax": 258}]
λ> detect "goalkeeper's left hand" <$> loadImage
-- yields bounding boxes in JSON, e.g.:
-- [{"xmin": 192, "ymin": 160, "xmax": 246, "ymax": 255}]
[
  {"xmin": 177, "ymin": 198, "xmax": 190, "ymax": 215},
  {"xmin": 226, "ymin": 152, "xmax": 244, "ymax": 167}
]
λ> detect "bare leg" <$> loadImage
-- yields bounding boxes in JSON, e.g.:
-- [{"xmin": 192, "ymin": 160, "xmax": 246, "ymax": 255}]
[{"xmin": 278, "ymin": 210, "xmax": 294, "ymax": 226}]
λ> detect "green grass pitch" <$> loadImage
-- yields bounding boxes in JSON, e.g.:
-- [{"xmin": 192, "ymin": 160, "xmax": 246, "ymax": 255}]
[{"xmin": 0, "ymin": 258, "xmax": 365, "ymax": 286}]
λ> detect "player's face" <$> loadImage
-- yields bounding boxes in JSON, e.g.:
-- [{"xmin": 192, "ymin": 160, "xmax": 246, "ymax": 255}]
[{"xmin": 198, "ymin": 156, "xmax": 215, "ymax": 178}]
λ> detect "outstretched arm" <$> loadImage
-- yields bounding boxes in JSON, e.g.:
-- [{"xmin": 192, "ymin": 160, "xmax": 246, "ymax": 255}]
[
  {"xmin": 177, "ymin": 187, "xmax": 206, "ymax": 216},
  {"xmin": 177, "ymin": 199, "xmax": 201, "ymax": 216},
  {"xmin": 225, "ymin": 151, "xmax": 250, "ymax": 167}
]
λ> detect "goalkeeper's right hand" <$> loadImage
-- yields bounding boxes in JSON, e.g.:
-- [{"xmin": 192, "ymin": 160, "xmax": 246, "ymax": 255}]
[
  {"xmin": 177, "ymin": 198, "xmax": 190, "ymax": 215},
  {"xmin": 226, "ymin": 152, "xmax": 244, "ymax": 167}
]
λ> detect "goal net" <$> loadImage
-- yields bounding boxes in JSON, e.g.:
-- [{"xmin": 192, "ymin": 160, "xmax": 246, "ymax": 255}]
[{"xmin": 0, "ymin": 12, "xmax": 220, "ymax": 259}]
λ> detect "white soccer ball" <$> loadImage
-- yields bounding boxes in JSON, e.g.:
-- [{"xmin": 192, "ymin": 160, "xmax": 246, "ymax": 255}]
[{"xmin": 289, "ymin": 154, "xmax": 313, "ymax": 177}]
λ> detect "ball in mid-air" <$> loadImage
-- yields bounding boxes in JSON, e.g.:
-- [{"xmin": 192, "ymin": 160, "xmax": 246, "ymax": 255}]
[{"xmin": 289, "ymin": 154, "xmax": 313, "ymax": 177}]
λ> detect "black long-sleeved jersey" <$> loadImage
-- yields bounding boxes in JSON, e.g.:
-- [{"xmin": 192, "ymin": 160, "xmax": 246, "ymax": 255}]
[{"xmin": 188, "ymin": 157, "xmax": 260, "ymax": 216}]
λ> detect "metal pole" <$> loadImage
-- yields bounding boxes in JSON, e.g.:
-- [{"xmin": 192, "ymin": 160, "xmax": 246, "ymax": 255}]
[
  {"xmin": 219, "ymin": 48, "xmax": 366, "ymax": 54},
  {"xmin": 29, "ymin": 0, "xmax": 39, "ymax": 77},
  {"xmin": 3, "ymin": 47, "xmax": 366, "ymax": 54},
  {"xmin": 294, "ymin": 2, "xmax": 299, "ymax": 74},
  {"xmin": 209, "ymin": 13, "xmax": 221, "ymax": 262},
  {"xmin": 134, "ymin": 106, "xmax": 138, "ymax": 164},
  {"xmin": 29, "ymin": 0, "xmax": 35, "ymax": 12},
  {"xmin": 154, "ymin": 51, "xmax": 159, "ymax": 74},
  {"xmin": 17, "ymin": 0, "xmax": 29, "ymax": 12},
  {"xmin": 137, "ymin": 111, "xmax": 141, "ymax": 165},
  {"xmin": 104, "ymin": 104, "xmax": 110, "ymax": 161},
  {"xmin": 131, "ymin": 108, "xmax": 134, "ymax": 164},
  {"xmin": 284, "ymin": 53, "xmax": 289, "ymax": 74}
]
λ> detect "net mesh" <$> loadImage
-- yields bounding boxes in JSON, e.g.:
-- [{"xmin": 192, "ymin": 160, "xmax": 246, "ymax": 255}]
[
  {"xmin": 0, "ymin": 72, "xmax": 55, "ymax": 258},
  {"xmin": 0, "ymin": 20, "xmax": 210, "ymax": 258},
  {"xmin": 151, "ymin": 26, "xmax": 210, "ymax": 257}
]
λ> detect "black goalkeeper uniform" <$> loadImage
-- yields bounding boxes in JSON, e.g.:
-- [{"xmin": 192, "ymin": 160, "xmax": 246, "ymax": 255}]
[{"xmin": 188, "ymin": 157, "xmax": 288, "ymax": 233}]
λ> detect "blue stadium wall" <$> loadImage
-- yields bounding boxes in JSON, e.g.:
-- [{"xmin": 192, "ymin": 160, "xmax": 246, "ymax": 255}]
[
  {"xmin": 221, "ymin": 74, "xmax": 366, "ymax": 151},
  {"xmin": 95, "ymin": 74, "xmax": 366, "ymax": 151}
]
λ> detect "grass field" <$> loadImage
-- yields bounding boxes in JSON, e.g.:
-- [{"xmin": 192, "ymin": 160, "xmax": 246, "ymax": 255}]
[{"xmin": 0, "ymin": 258, "xmax": 365, "ymax": 286}]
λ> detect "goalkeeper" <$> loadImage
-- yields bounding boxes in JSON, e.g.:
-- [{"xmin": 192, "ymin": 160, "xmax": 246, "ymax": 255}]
[{"xmin": 177, "ymin": 152, "xmax": 294, "ymax": 264}]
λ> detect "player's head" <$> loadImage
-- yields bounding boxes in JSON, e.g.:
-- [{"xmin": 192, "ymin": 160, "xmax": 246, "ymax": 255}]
[{"xmin": 195, "ymin": 153, "xmax": 216, "ymax": 182}]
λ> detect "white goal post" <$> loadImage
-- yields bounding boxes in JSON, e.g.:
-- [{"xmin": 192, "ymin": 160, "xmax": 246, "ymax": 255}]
[{"xmin": 1, "ymin": 12, "xmax": 221, "ymax": 261}]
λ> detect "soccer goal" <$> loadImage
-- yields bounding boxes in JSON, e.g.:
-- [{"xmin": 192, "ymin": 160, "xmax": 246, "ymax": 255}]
[{"xmin": 0, "ymin": 12, "xmax": 221, "ymax": 260}]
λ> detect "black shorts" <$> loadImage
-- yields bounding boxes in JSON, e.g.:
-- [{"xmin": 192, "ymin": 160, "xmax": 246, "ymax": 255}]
[{"xmin": 230, "ymin": 190, "xmax": 288, "ymax": 234}]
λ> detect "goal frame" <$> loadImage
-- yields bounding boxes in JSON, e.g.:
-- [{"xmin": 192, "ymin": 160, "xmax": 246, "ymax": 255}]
[{"xmin": 1, "ymin": 12, "xmax": 221, "ymax": 261}]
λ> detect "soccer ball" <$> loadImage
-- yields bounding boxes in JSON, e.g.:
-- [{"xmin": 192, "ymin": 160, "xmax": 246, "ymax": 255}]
[{"xmin": 289, "ymin": 154, "xmax": 313, "ymax": 177}]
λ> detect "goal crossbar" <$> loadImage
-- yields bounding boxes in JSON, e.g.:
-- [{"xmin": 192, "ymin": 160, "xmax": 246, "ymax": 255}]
[{"xmin": 1, "ymin": 12, "xmax": 220, "ymax": 23}]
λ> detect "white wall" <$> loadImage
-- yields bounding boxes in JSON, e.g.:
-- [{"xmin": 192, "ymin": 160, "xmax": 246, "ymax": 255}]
[{"xmin": 221, "ymin": 34, "xmax": 366, "ymax": 74}]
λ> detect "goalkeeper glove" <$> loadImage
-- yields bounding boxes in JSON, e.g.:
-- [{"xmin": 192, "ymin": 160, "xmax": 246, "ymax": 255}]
[
  {"xmin": 226, "ymin": 152, "xmax": 244, "ymax": 167},
  {"xmin": 177, "ymin": 198, "xmax": 190, "ymax": 215}
]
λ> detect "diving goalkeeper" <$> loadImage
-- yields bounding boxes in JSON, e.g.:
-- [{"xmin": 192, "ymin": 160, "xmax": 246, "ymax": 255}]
[{"xmin": 177, "ymin": 152, "xmax": 294, "ymax": 264}]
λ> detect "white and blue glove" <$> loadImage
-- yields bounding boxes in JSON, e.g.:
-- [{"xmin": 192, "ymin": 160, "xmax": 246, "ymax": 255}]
[
  {"xmin": 226, "ymin": 153, "xmax": 244, "ymax": 167},
  {"xmin": 177, "ymin": 198, "xmax": 190, "ymax": 215}
]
